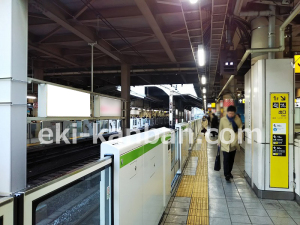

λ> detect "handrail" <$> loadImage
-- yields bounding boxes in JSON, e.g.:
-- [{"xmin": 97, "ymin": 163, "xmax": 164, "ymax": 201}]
[{"xmin": 24, "ymin": 156, "xmax": 112, "ymax": 195}]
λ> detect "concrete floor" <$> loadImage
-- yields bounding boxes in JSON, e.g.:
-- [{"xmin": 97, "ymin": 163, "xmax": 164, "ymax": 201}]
[{"xmin": 160, "ymin": 136, "xmax": 300, "ymax": 225}]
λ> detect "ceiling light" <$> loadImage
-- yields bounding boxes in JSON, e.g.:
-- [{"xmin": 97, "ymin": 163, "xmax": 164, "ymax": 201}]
[
  {"xmin": 198, "ymin": 45, "xmax": 205, "ymax": 67},
  {"xmin": 230, "ymin": 62, "xmax": 233, "ymax": 65},
  {"xmin": 203, "ymin": 88, "xmax": 206, "ymax": 94},
  {"xmin": 203, "ymin": 95, "xmax": 206, "ymax": 99},
  {"xmin": 190, "ymin": 0, "xmax": 198, "ymax": 3},
  {"xmin": 27, "ymin": 96, "xmax": 37, "ymax": 99},
  {"xmin": 201, "ymin": 76, "xmax": 206, "ymax": 85},
  {"xmin": 225, "ymin": 62, "xmax": 228, "ymax": 66}
]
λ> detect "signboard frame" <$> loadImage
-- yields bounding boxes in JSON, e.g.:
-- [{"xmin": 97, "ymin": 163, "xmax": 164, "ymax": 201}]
[{"xmin": 270, "ymin": 93, "xmax": 289, "ymax": 189}]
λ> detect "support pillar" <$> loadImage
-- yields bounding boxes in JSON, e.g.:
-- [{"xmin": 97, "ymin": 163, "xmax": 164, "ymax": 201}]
[
  {"xmin": 33, "ymin": 67, "xmax": 43, "ymax": 94},
  {"xmin": 268, "ymin": 5, "xmax": 276, "ymax": 59},
  {"xmin": 0, "ymin": 0, "xmax": 28, "ymax": 195},
  {"xmin": 121, "ymin": 64, "xmax": 130, "ymax": 136},
  {"xmin": 251, "ymin": 16, "xmax": 283, "ymax": 63},
  {"xmin": 34, "ymin": 68, "xmax": 44, "ymax": 80},
  {"xmin": 169, "ymin": 91, "xmax": 174, "ymax": 128}
]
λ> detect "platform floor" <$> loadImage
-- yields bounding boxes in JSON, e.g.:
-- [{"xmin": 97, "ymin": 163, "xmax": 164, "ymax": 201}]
[{"xmin": 161, "ymin": 135, "xmax": 300, "ymax": 225}]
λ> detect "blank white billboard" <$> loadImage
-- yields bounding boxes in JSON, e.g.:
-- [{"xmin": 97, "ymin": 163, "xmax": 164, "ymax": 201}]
[
  {"xmin": 38, "ymin": 84, "xmax": 90, "ymax": 117},
  {"xmin": 94, "ymin": 96, "xmax": 122, "ymax": 117}
]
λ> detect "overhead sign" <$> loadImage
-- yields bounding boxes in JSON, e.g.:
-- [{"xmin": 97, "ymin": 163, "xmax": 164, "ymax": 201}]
[
  {"xmin": 220, "ymin": 100, "xmax": 223, "ymax": 107},
  {"xmin": 207, "ymin": 103, "xmax": 212, "ymax": 107},
  {"xmin": 270, "ymin": 93, "xmax": 289, "ymax": 188},
  {"xmin": 211, "ymin": 103, "xmax": 216, "ymax": 108},
  {"xmin": 94, "ymin": 96, "xmax": 122, "ymax": 117},
  {"xmin": 295, "ymin": 55, "xmax": 300, "ymax": 74},
  {"xmin": 38, "ymin": 84, "xmax": 90, "ymax": 117}
]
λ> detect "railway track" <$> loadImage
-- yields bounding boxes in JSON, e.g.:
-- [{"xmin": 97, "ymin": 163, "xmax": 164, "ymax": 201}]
[{"xmin": 27, "ymin": 125, "xmax": 168, "ymax": 186}]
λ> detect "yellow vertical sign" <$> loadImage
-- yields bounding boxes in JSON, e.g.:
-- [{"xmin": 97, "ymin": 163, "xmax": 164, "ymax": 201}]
[
  {"xmin": 270, "ymin": 93, "xmax": 289, "ymax": 188},
  {"xmin": 295, "ymin": 55, "xmax": 300, "ymax": 74}
]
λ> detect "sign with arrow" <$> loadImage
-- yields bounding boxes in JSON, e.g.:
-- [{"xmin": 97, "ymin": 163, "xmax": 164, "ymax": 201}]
[
  {"xmin": 295, "ymin": 55, "xmax": 300, "ymax": 74},
  {"xmin": 270, "ymin": 93, "xmax": 289, "ymax": 188}
]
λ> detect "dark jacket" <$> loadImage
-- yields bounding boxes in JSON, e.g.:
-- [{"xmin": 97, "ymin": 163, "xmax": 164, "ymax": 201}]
[{"xmin": 211, "ymin": 116, "xmax": 219, "ymax": 129}]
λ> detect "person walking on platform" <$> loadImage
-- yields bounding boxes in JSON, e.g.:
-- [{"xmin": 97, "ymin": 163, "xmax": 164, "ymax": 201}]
[
  {"xmin": 211, "ymin": 113, "xmax": 219, "ymax": 137},
  {"xmin": 218, "ymin": 106, "xmax": 242, "ymax": 181},
  {"xmin": 201, "ymin": 116, "xmax": 208, "ymax": 133}
]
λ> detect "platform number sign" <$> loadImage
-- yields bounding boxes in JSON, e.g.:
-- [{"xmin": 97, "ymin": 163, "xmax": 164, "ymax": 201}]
[{"xmin": 270, "ymin": 93, "xmax": 289, "ymax": 188}]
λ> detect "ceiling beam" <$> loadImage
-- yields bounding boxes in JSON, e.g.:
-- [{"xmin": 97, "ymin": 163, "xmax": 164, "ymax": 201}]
[
  {"xmin": 28, "ymin": 6, "xmax": 207, "ymax": 27},
  {"xmin": 38, "ymin": 0, "xmax": 95, "ymax": 43},
  {"xmin": 28, "ymin": 43, "xmax": 80, "ymax": 67},
  {"xmin": 133, "ymin": 0, "xmax": 177, "ymax": 63},
  {"xmin": 30, "ymin": 0, "xmax": 121, "ymax": 62}
]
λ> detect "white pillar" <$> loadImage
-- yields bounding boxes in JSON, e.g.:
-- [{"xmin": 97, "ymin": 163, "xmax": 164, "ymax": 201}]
[
  {"xmin": 169, "ymin": 91, "xmax": 174, "ymax": 127},
  {"xmin": 121, "ymin": 64, "xmax": 131, "ymax": 135},
  {"xmin": 0, "ymin": 0, "xmax": 28, "ymax": 195}
]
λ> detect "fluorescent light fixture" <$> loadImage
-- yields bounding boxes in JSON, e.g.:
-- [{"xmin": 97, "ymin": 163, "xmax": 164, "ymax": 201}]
[
  {"xmin": 230, "ymin": 62, "xmax": 233, "ymax": 65},
  {"xmin": 202, "ymin": 87, "xmax": 206, "ymax": 94},
  {"xmin": 201, "ymin": 76, "xmax": 206, "ymax": 85},
  {"xmin": 27, "ymin": 96, "xmax": 36, "ymax": 99},
  {"xmin": 203, "ymin": 95, "xmax": 206, "ymax": 99},
  {"xmin": 225, "ymin": 62, "xmax": 228, "ymax": 66},
  {"xmin": 190, "ymin": 0, "xmax": 198, "ymax": 3},
  {"xmin": 198, "ymin": 45, "xmax": 205, "ymax": 67}
]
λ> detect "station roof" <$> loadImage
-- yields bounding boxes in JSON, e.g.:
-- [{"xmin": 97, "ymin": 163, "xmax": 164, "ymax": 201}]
[{"xmin": 28, "ymin": 0, "xmax": 300, "ymax": 104}]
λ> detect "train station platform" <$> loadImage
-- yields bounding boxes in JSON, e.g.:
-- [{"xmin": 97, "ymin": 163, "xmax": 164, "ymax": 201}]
[{"xmin": 160, "ymin": 135, "xmax": 300, "ymax": 225}]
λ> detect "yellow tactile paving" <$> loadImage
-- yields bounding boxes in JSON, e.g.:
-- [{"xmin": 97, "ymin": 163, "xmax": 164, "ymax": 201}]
[{"xmin": 176, "ymin": 134, "xmax": 209, "ymax": 225}]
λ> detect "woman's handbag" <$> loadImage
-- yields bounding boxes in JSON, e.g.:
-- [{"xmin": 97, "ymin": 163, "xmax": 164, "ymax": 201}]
[
  {"xmin": 214, "ymin": 146, "xmax": 221, "ymax": 171},
  {"xmin": 201, "ymin": 128, "xmax": 207, "ymax": 133}
]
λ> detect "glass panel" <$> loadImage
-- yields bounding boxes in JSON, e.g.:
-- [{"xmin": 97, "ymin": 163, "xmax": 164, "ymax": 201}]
[
  {"xmin": 76, "ymin": 121, "xmax": 83, "ymax": 134},
  {"xmin": 34, "ymin": 166, "xmax": 111, "ymax": 225},
  {"xmin": 27, "ymin": 122, "xmax": 42, "ymax": 144},
  {"xmin": 170, "ymin": 141, "xmax": 175, "ymax": 169},
  {"xmin": 175, "ymin": 129, "xmax": 179, "ymax": 164},
  {"xmin": 100, "ymin": 120, "xmax": 109, "ymax": 132},
  {"xmin": 117, "ymin": 120, "xmax": 122, "ymax": 131}
]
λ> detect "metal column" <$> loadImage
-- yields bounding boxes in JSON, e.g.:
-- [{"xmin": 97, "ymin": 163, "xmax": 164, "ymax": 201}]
[
  {"xmin": 33, "ymin": 67, "xmax": 43, "ymax": 94},
  {"xmin": 169, "ymin": 91, "xmax": 174, "ymax": 128},
  {"xmin": 121, "ymin": 64, "xmax": 131, "ymax": 136},
  {"xmin": 268, "ymin": 5, "xmax": 276, "ymax": 59},
  {"xmin": 0, "ymin": 0, "xmax": 28, "ymax": 195},
  {"xmin": 88, "ymin": 42, "xmax": 96, "ymax": 117}
]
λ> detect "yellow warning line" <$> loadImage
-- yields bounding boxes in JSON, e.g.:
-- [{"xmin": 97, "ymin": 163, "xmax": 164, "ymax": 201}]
[{"xmin": 176, "ymin": 134, "xmax": 209, "ymax": 225}]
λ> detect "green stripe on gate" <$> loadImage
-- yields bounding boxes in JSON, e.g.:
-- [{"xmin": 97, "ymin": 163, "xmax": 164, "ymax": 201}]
[
  {"xmin": 120, "ymin": 146, "xmax": 144, "ymax": 168},
  {"xmin": 144, "ymin": 138, "xmax": 162, "ymax": 154},
  {"xmin": 120, "ymin": 136, "xmax": 169, "ymax": 168}
]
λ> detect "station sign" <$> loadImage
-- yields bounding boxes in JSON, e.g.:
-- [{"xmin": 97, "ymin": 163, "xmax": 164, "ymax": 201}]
[{"xmin": 270, "ymin": 93, "xmax": 289, "ymax": 188}]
